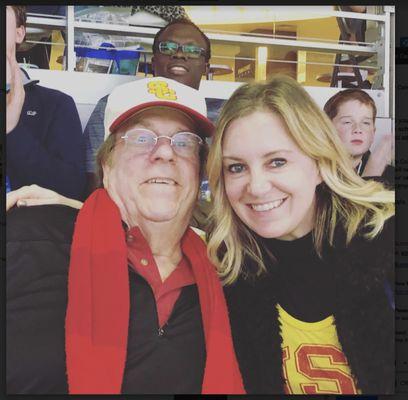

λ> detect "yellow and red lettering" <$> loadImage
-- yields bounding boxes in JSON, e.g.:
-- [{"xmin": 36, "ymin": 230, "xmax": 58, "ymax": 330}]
[
  {"xmin": 147, "ymin": 81, "xmax": 177, "ymax": 100},
  {"xmin": 282, "ymin": 346, "xmax": 293, "ymax": 394},
  {"xmin": 295, "ymin": 344, "xmax": 358, "ymax": 394}
]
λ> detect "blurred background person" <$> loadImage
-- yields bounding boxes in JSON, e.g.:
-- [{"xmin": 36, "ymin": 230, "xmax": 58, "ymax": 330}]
[
  {"xmin": 331, "ymin": 5, "xmax": 371, "ymax": 89},
  {"xmin": 6, "ymin": 5, "xmax": 86, "ymax": 200},
  {"xmin": 15, "ymin": 5, "xmax": 67, "ymax": 70},
  {"xmin": 324, "ymin": 88, "xmax": 394, "ymax": 187}
]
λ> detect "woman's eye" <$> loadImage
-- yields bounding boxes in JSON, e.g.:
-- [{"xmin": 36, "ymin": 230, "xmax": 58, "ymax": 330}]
[
  {"xmin": 226, "ymin": 163, "xmax": 245, "ymax": 173},
  {"xmin": 270, "ymin": 158, "xmax": 286, "ymax": 168}
]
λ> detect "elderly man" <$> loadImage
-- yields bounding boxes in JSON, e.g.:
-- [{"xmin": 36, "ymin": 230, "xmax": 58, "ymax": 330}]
[
  {"xmin": 7, "ymin": 77, "xmax": 244, "ymax": 394},
  {"xmin": 84, "ymin": 17, "xmax": 214, "ymax": 194}
]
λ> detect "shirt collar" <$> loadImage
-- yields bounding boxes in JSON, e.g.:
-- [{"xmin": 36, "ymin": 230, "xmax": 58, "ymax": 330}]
[{"xmin": 20, "ymin": 67, "xmax": 39, "ymax": 87}]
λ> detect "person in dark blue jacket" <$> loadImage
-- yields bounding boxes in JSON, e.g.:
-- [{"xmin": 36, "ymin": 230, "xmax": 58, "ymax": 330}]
[{"xmin": 6, "ymin": 5, "xmax": 86, "ymax": 200}]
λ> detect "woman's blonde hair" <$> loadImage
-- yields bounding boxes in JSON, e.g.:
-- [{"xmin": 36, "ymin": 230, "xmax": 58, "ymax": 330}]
[{"xmin": 207, "ymin": 75, "xmax": 394, "ymax": 285}]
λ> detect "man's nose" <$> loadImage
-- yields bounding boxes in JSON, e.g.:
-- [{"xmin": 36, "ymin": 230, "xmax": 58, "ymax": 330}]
[
  {"xmin": 172, "ymin": 47, "xmax": 188, "ymax": 61},
  {"xmin": 149, "ymin": 137, "xmax": 175, "ymax": 162}
]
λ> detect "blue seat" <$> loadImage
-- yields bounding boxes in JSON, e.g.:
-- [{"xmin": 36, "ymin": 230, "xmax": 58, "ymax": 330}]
[{"xmin": 74, "ymin": 42, "xmax": 144, "ymax": 75}]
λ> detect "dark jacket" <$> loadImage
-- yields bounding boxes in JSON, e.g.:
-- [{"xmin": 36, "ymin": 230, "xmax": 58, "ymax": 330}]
[
  {"xmin": 6, "ymin": 205, "xmax": 205, "ymax": 394},
  {"xmin": 7, "ymin": 70, "xmax": 86, "ymax": 200},
  {"xmin": 360, "ymin": 150, "xmax": 394, "ymax": 188},
  {"xmin": 224, "ymin": 218, "xmax": 394, "ymax": 394}
]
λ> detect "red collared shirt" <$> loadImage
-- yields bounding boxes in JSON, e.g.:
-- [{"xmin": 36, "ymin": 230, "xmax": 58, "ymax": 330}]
[{"xmin": 126, "ymin": 226, "xmax": 196, "ymax": 328}]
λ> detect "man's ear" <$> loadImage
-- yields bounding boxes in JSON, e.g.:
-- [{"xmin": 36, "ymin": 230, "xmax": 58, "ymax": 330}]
[
  {"xmin": 15, "ymin": 25, "xmax": 25, "ymax": 45},
  {"xmin": 204, "ymin": 62, "xmax": 210, "ymax": 78},
  {"xmin": 102, "ymin": 163, "xmax": 110, "ymax": 188},
  {"xmin": 151, "ymin": 56, "xmax": 156, "ymax": 76}
]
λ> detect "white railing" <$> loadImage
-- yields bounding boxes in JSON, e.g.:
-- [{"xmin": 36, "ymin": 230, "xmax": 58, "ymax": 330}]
[{"xmin": 25, "ymin": 5, "xmax": 394, "ymax": 117}]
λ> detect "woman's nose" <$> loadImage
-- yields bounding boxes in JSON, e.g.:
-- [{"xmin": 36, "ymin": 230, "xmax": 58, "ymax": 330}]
[{"xmin": 247, "ymin": 170, "xmax": 271, "ymax": 197}]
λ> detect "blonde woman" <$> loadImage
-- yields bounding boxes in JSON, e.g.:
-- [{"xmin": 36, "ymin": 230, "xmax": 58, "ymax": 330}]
[{"xmin": 207, "ymin": 75, "xmax": 394, "ymax": 394}]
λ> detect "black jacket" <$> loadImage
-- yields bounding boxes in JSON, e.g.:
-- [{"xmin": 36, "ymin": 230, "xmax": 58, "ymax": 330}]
[
  {"xmin": 360, "ymin": 150, "xmax": 394, "ymax": 189},
  {"xmin": 224, "ymin": 218, "xmax": 394, "ymax": 394},
  {"xmin": 6, "ymin": 205, "xmax": 205, "ymax": 394}
]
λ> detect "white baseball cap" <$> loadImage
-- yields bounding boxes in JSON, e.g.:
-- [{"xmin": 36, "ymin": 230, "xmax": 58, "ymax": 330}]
[{"xmin": 104, "ymin": 77, "xmax": 214, "ymax": 140}]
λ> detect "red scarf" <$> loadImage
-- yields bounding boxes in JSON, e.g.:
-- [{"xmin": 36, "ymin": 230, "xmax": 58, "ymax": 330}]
[{"xmin": 65, "ymin": 189, "xmax": 245, "ymax": 394}]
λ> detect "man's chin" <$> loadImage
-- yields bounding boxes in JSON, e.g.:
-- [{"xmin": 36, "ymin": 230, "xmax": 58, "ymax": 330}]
[
  {"xmin": 141, "ymin": 205, "xmax": 181, "ymax": 224},
  {"xmin": 164, "ymin": 74, "xmax": 194, "ymax": 88}
]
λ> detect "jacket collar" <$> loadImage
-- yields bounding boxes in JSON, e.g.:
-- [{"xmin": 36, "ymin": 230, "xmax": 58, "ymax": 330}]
[{"xmin": 20, "ymin": 67, "xmax": 39, "ymax": 88}]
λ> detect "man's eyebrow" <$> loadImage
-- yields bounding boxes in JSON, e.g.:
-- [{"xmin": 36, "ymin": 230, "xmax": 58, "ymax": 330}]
[
  {"xmin": 134, "ymin": 121, "xmax": 152, "ymax": 129},
  {"xmin": 127, "ymin": 121, "xmax": 196, "ymax": 135}
]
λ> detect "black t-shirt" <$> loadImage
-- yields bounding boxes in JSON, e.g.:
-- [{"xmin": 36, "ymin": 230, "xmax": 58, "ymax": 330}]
[{"xmin": 260, "ymin": 233, "xmax": 335, "ymax": 322}]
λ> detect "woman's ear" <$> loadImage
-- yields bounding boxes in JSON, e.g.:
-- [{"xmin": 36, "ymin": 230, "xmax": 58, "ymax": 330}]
[
  {"xmin": 316, "ymin": 163, "xmax": 323, "ymax": 185},
  {"xmin": 204, "ymin": 62, "xmax": 210, "ymax": 79}
]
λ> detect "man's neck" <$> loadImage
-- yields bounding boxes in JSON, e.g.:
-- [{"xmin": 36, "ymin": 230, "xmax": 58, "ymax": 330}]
[{"xmin": 134, "ymin": 218, "xmax": 190, "ymax": 281}]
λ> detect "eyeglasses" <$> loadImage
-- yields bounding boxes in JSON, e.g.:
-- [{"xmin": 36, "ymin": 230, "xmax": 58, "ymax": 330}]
[
  {"xmin": 158, "ymin": 41, "xmax": 207, "ymax": 59},
  {"xmin": 121, "ymin": 128, "xmax": 203, "ymax": 157}
]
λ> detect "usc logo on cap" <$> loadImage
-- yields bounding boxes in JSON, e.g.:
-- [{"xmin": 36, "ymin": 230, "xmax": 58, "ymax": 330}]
[{"xmin": 147, "ymin": 81, "xmax": 177, "ymax": 100}]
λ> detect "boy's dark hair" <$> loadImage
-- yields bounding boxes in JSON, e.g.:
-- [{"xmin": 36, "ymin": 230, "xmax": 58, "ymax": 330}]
[
  {"xmin": 153, "ymin": 18, "xmax": 211, "ymax": 62},
  {"xmin": 11, "ymin": 5, "xmax": 27, "ymax": 28}
]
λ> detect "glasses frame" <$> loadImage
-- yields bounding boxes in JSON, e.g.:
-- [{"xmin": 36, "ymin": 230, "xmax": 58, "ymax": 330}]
[
  {"xmin": 120, "ymin": 128, "xmax": 203, "ymax": 156},
  {"xmin": 157, "ymin": 40, "xmax": 207, "ymax": 59}
]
